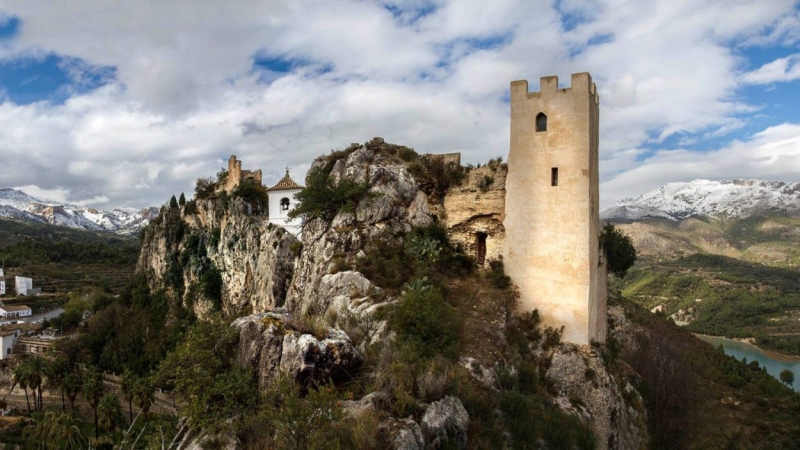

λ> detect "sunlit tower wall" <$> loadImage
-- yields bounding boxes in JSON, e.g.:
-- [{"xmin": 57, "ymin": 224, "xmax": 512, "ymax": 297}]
[{"xmin": 503, "ymin": 72, "xmax": 606, "ymax": 345}]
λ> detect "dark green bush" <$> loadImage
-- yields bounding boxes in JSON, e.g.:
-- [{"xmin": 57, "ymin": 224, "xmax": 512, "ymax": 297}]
[
  {"xmin": 486, "ymin": 259, "xmax": 512, "ymax": 289},
  {"xmin": 600, "ymin": 223, "xmax": 637, "ymax": 277},
  {"xmin": 232, "ymin": 181, "xmax": 269, "ymax": 213},
  {"xmin": 289, "ymin": 241, "xmax": 303, "ymax": 257},
  {"xmin": 289, "ymin": 167, "xmax": 373, "ymax": 222},
  {"xmin": 184, "ymin": 200, "xmax": 198, "ymax": 215},
  {"xmin": 407, "ymin": 154, "xmax": 466, "ymax": 202},
  {"xmin": 200, "ymin": 265, "xmax": 223, "ymax": 310},
  {"xmin": 389, "ymin": 282, "xmax": 460, "ymax": 359},
  {"xmin": 195, "ymin": 177, "xmax": 216, "ymax": 200},
  {"xmin": 397, "ymin": 146, "xmax": 419, "ymax": 162}
]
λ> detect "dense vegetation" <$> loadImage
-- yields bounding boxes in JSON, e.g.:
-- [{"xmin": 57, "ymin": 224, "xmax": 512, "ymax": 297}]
[
  {"xmin": 0, "ymin": 219, "xmax": 137, "ymax": 267},
  {"xmin": 616, "ymin": 295, "xmax": 800, "ymax": 449},
  {"xmin": 619, "ymin": 253, "xmax": 800, "ymax": 355},
  {"xmin": 349, "ymin": 223, "xmax": 596, "ymax": 448},
  {"xmin": 0, "ymin": 219, "xmax": 139, "ymax": 294},
  {"xmin": 600, "ymin": 222, "xmax": 637, "ymax": 277},
  {"xmin": 288, "ymin": 166, "xmax": 373, "ymax": 221}
]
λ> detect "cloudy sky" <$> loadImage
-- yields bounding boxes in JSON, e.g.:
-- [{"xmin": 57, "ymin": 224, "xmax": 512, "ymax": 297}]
[{"xmin": 0, "ymin": 0, "xmax": 799, "ymax": 209}]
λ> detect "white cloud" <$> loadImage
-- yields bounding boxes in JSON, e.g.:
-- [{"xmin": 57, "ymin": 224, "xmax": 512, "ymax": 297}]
[
  {"xmin": 14, "ymin": 185, "xmax": 70, "ymax": 203},
  {"xmin": 601, "ymin": 123, "xmax": 800, "ymax": 206},
  {"xmin": 0, "ymin": 0, "xmax": 797, "ymax": 210},
  {"xmin": 741, "ymin": 54, "xmax": 800, "ymax": 84}
]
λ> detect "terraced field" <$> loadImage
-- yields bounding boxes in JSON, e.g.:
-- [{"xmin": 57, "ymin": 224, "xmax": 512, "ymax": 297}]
[{"xmin": 0, "ymin": 218, "xmax": 138, "ymax": 296}]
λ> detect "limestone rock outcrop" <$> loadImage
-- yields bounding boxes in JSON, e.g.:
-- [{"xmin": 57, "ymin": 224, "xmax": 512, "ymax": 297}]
[
  {"xmin": 420, "ymin": 396, "xmax": 469, "ymax": 449},
  {"xmin": 285, "ymin": 138, "xmax": 434, "ymax": 321},
  {"xmin": 546, "ymin": 344, "xmax": 648, "ymax": 450},
  {"xmin": 382, "ymin": 418, "xmax": 426, "ymax": 450},
  {"xmin": 232, "ymin": 311, "xmax": 362, "ymax": 389},
  {"xmin": 137, "ymin": 196, "xmax": 298, "ymax": 317}
]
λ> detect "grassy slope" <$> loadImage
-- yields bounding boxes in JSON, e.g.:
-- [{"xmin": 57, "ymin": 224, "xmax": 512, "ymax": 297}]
[
  {"xmin": 613, "ymin": 214, "xmax": 800, "ymax": 355},
  {"xmin": 614, "ymin": 295, "xmax": 800, "ymax": 449},
  {"xmin": 0, "ymin": 218, "xmax": 139, "ymax": 295},
  {"xmin": 618, "ymin": 254, "xmax": 800, "ymax": 354}
]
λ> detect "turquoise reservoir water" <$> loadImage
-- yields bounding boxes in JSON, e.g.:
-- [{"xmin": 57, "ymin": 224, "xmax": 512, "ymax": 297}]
[{"xmin": 696, "ymin": 335, "xmax": 800, "ymax": 393}]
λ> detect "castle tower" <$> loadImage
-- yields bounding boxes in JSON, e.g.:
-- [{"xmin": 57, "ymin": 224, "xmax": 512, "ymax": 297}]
[{"xmin": 503, "ymin": 73, "xmax": 606, "ymax": 345}]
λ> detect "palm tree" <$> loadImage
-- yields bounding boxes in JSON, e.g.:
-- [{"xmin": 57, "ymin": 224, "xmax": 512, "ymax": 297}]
[
  {"xmin": 62, "ymin": 372, "xmax": 81, "ymax": 416},
  {"xmin": 98, "ymin": 393, "xmax": 123, "ymax": 444},
  {"xmin": 45, "ymin": 356, "xmax": 69, "ymax": 411},
  {"xmin": 12, "ymin": 363, "xmax": 32, "ymax": 413},
  {"xmin": 47, "ymin": 411, "xmax": 87, "ymax": 450},
  {"xmin": 134, "ymin": 377, "xmax": 155, "ymax": 423},
  {"xmin": 23, "ymin": 410, "xmax": 54, "ymax": 449},
  {"xmin": 120, "ymin": 369, "xmax": 137, "ymax": 423},
  {"xmin": 27, "ymin": 356, "xmax": 46, "ymax": 411},
  {"xmin": 83, "ymin": 366, "xmax": 105, "ymax": 441}
]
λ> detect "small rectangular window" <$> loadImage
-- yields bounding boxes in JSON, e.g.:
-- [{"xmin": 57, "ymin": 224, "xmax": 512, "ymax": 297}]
[{"xmin": 551, "ymin": 167, "xmax": 559, "ymax": 186}]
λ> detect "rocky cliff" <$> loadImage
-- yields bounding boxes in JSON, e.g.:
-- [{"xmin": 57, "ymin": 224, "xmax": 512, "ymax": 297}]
[
  {"xmin": 137, "ymin": 195, "xmax": 298, "ymax": 317},
  {"xmin": 285, "ymin": 138, "xmax": 434, "ymax": 321},
  {"xmin": 137, "ymin": 138, "xmax": 649, "ymax": 449}
]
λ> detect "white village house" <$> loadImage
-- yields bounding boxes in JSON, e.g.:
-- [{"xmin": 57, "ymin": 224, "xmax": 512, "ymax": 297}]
[
  {"xmin": 0, "ymin": 269, "xmax": 5, "ymax": 296},
  {"xmin": 14, "ymin": 276, "xmax": 40, "ymax": 296},
  {"xmin": 0, "ymin": 304, "xmax": 32, "ymax": 319},
  {"xmin": 0, "ymin": 328, "xmax": 20, "ymax": 360}
]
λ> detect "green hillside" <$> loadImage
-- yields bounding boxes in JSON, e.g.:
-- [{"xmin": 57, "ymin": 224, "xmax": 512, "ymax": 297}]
[
  {"xmin": 614, "ymin": 214, "xmax": 800, "ymax": 267},
  {"xmin": 0, "ymin": 218, "xmax": 139, "ymax": 294},
  {"xmin": 617, "ymin": 253, "xmax": 800, "ymax": 355}
]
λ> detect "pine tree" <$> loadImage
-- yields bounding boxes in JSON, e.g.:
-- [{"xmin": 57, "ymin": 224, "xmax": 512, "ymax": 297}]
[
  {"xmin": 179, "ymin": 192, "xmax": 186, "ymax": 206},
  {"xmin": 780, "ymin": 369, "xmax": 794, "ymax": 386},
  {"xmin": 169, "ymin": 195, "xmax": 178, "ymax": 209}
]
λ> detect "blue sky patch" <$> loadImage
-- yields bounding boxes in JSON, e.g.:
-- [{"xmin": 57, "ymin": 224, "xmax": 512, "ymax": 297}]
[
  {"xmin": 0, "ymin": 15, "xmax": 19, "ymax": 40},
  {"xmin": 0, "ymin": 54, "xmax": 114, "ymax": 105},
  {"xmin": 384, "ymin": 2, "xmax": 437, "ymax": 25}
]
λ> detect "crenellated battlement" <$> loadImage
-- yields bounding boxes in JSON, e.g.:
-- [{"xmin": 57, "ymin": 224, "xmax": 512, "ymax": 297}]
[{"xmin": 511, "ymin": 73, "xmax": 599, "ymax": 105}]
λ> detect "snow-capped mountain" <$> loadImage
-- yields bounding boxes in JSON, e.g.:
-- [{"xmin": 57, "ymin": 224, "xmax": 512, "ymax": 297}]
[
  {"xmin": 0, "ymin": 188, "xmax": 159, "ymax": 234},
  {"xmin": 601, "ymin": 180, "xmax": 800, "ymax": 221}
]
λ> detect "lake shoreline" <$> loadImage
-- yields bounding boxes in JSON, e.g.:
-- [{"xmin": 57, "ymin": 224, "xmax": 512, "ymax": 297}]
[{"xmin": 694, "ymin": 333, "xmax": 800, "ymax": 363}]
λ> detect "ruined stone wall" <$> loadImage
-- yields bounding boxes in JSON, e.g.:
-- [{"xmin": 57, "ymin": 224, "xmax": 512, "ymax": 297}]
[
  {"xmin": 503, "ymin": 73, "xmax": 605, "ymax": 345},
  {"xmin": 224, "ymin": 155, "xmax": 263, "ymax": 192},
  {"xmin": 441, "ymin": 165, "xmax": 507, "ymax": 266}
]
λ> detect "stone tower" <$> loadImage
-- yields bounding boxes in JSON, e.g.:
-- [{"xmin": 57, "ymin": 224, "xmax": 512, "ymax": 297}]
[{"xmin": 503, "ymin": 72, "xmax": 606, "ymax": 345}]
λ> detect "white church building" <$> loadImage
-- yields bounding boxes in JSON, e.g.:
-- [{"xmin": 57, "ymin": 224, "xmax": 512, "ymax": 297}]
[{"xmin": 266, "ymin": 169, "xmax": 304, "ymax": 236}]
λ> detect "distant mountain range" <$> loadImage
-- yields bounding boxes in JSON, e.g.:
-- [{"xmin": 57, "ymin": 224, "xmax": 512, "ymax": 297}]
[
  {"xmin": 0, "ymin": 188, "xmax": 159, "ymax": 235},
  {"xmin": 601, "ymin": 179, "xmax": 800, "ymax": 266},
  {"xmin": 601, "ymin": 179, "xmax": 800, "ymax": 222}
]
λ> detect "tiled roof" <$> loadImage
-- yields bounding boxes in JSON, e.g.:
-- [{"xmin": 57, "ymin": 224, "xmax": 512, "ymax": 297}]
[
  {"xmin": 267, "ymin": 170, "xmax": 304, "ymax": 191},
  {"xmin": 2, "ymin": 305, "xmax": 31, "ymax": 312}
]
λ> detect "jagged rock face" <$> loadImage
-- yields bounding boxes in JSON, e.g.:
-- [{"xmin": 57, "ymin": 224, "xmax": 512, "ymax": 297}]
[
  {"xmin": 440, "ymin": 165, "xmax": 507, "ymax": 266},
  {"xmin": 382, "ymin": 418, "xmax": 426, "ymax": 450},
  {"xmin": 281, "ymin": 328, "xmax": 363, "ymax": 387},
  {"xmin": 137, "ymin": 208, "xmax": 184, "ymax": 284},
  {"xmin": 232, "ymin": 311, "xmax": 362, "ymax": 390},
  {"xmin": 285, "ymin": 138, "xmax": 433, "ymax": 320},
  {"xmin": 138, "ymin": 196, "xmax": 298, "ymax": 317},
  {"xmin": 546, "ymin": 344, "xmax": 648, "ymax": 450},
  {"xmin": 420, "ymin": 396, "xmax": 469, "ymax": 449},
  {"xmin": 191, "ymin": 198, "xmax": 297, "ymax": 314},
  {"xmin": 232, "ymin": 311, "xmax": 288, "ymax": 391}
]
